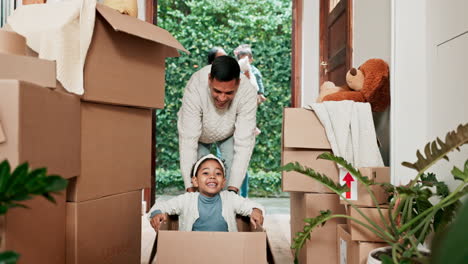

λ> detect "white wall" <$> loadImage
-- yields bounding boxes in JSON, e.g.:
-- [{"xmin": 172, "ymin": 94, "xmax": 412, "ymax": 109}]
[
  {"xmin": 353, "ymin": 0, "xmax": 391, "ymax": 166},
  {"xmin": 425, "ymin": 0, "xmax": 468, "ymax": 190},
  {"xmin": 137, "ymin": 0, "xmax": 146, "ymax": 21},
  {"xmin": 391, "ymin": 0, "xmax": 428, "ymax": 184},
  {"xmin": 353, "ymin": 0, "xmax": 391, "ymax": 66},
  {"xmin": 300, "ymin": 0, "xmax": 320, "ymax": 107}
]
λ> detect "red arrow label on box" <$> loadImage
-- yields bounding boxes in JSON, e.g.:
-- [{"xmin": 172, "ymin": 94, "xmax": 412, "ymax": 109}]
[{"xmin": 343, "ymin": 172, "xmax": 354, "ymax": 199}]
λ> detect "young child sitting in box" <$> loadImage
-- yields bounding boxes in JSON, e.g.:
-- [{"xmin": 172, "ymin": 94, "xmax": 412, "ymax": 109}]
[{"xmin": 147, "ymin": 154, "xmax": 265, "ymax": 232}]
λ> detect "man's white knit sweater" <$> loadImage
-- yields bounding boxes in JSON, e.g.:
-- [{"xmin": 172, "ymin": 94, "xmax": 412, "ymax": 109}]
[{"xmin": 178, "ymin": 65, "xmax": 257, "ymax": 189}]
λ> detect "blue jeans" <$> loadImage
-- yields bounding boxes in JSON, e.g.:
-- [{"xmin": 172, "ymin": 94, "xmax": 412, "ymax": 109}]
[{"xmin": 197, "ymin": 136, "xmax": 248, "ymax": 197}]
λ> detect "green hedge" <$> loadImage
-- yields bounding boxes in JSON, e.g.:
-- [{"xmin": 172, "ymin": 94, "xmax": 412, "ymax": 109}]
[
  {"xmin": 156, "ymin": 0, "xmax": 292, "ymax": 173},
  {"xmin": 156, "ymin": 169, "xmax": 284, "ymax": 197}
]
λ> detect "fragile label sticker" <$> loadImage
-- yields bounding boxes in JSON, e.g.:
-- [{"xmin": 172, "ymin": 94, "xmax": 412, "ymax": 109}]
[
  {"xmin": 340, "ymin": 238, "xmax": 347, "ymax": 264},
  {"xmin": 340, "ymin": 169, "xmax": 358, "ymax": 200}
]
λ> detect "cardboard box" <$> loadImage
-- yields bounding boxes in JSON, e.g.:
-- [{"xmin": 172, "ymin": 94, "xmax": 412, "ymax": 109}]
[
  {"xmin": 282, "ymin": 149, "xmax": 339, "ymax": 193},
  {"xmin": 340, "ymin": 167, "xmax": 390, "ymax": 206},
  {"xmin": 82, "ymin": 4, "xmax": 188, "ymax": 109},
  {"xmin": 290, "ymin": 192, "xmax": 346, "ymax": 264},
  {"xmin": 0, "ymin": 53, "xmax": 56, "ymax": 88},
  {"xmin": 0, "ymin": 80, "xmax": 80, "ymax": 179},
  {"xmin": 154, "ymin": 216, "xmax": 274, "ymax": 264},
  {"xmin": 337, "ymin": 224, "xmax": 387, "ymax": 264},
  {"xmin": 0, "ymin": 29, "xmax": 26, "ymax": 56},
  {"xmin": 67, "ymin": 102, "xmax": 151, "ymax": 202},
  {"xmin": 1, "ymin": 192, "xmax": 66, "ymax": 264},
  {"xmin": 348, "ymin": 206, "xmax": 389, "ymax": 242},
  {"xmin": 282, "ymin": 108, "xmax": 339, "ymax": 193},
  {"xmin": 282, "ymin": 108, "xmax": 331, "ymax": 149},
  {"xmin": 66, "ymin": 190, "xmax": 141, "ymax": 264}
]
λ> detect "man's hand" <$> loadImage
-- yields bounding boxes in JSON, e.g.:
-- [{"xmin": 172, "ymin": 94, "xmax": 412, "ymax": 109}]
[
  {"xmin": 150, "ymin": 213, "xmax": 168, "ymax": 231},
  {"xmin": 244, "ymin": 71, "xmax": 251, "ymax": 79},
  {"xmin": 227, "ymin": 186, "xmax": 239, "ymax": 193},
  {"xmin": 250, "ymin": 208, "xmax": 264, "ymax": 230},
  {"xmin": 257, "ymin": 94, "xmax": 266, "ymax": 105},
  {"xmin": 186, "ymin": 187, "xmax": 198, "ymax": 192}
]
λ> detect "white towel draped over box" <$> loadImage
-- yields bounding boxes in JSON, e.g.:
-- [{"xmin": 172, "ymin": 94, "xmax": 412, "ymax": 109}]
[
  {"xmin": 307, "ymin": 101, "xmax": 384, "ymax": 168},
  {"xmin": 7, "ymin": 0, "xmax": 97, "ymax": 95}
]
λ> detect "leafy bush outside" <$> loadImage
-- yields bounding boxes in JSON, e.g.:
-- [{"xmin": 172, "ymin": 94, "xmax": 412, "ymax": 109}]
[
  {"xmin": 156, "ymin": 0, "xmax": 292, "ymax": 186},
  {"xmin": 156, "ymin": 169, "xmax": 285, "ymax": 197}
]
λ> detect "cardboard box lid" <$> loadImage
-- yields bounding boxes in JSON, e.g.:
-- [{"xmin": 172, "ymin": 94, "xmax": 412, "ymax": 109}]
[
  {"xmin": 0, "ymin": 53, "xmax": 56, "ymax": 88},
  {"xmin": 156, "ymin": 230, "xmax": 268, "ymax": 264},
  {"xmin": 96, "ymin": 4, "xmax": 189, "ymax": 56},
  {"xmin": 283, "ymin": 108, "xmax": 331, "ymax": 149}
]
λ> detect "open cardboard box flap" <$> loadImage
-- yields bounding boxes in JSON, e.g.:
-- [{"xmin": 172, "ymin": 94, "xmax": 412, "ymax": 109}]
[{"xmin": 96, "ymin": 4, "xmax": 189, "ymax": 57}]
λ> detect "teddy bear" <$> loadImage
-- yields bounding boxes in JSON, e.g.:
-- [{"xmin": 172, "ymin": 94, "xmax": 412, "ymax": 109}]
[{"xmin": 318, "ymin": 58, "xmax": 390, "ymax": 112}]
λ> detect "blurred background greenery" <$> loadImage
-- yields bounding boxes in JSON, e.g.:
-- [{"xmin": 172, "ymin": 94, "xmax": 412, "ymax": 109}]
[{"xmin": 156, "ymin": 0, "xmax": 292, "ymax": 196}]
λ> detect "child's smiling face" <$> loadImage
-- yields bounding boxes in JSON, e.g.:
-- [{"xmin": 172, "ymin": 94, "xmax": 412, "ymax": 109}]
[{"xmin": 192, "ymin": 159, "xmax": 226, "ymax": 197}]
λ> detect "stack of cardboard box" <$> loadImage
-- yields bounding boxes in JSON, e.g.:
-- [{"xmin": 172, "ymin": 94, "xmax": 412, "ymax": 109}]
[
  {"xmin": 0, "ymin": 31, "xmax": 79, "ymax": 264},
  {"xmin": 1, "ymin": 4, "xmax": 187, "ymax": 264},
  {"xmin": 65, "ymin": 4, "xmax": 186, "ymax": 264},
  {"xmin": 337, "ymin": 167, "xmax": 390, "ymax": 264},
  {"xmin": 282, "ymin": 108, "xmax": 390, "ymax": 264},
  {"xmin": 282, "ymin": 108, "xmax": 346, "ymax": 264}
]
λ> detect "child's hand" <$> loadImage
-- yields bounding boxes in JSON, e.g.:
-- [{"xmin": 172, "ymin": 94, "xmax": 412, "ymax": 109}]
[
  {"xmin": 150, "ymin": 213, "xmax": 168, "ymax": 231},
  {"xmin": 250, "ymin": 208, "xmax": 264, "ymax": 230}
]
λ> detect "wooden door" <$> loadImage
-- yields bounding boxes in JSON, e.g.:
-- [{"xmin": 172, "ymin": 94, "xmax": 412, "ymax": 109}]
[
  {"xmin": 144, "ymin": 0, "xmax": 157, "ymax": 212},
  {"xmin": 319, "ymin": 0, "xmax": 352, "ymax": 86}
]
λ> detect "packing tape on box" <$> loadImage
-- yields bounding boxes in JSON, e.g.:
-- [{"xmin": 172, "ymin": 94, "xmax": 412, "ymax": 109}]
[
  {"xmin": 0, "ymin": 29, "xmax": 26, "ymax": 56},
  {"xmin": 0, "ymin": 121, "xmax": 6, "ymax": 144}
]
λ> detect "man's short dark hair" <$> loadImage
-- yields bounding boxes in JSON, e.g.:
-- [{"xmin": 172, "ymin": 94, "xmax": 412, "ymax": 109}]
[{"xmin": 210, "ymin": 56, "xmax": 240, "ymax": 82}]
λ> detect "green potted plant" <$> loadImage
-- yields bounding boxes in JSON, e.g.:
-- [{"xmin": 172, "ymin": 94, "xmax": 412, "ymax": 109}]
[
  {"xmin": 0, "ymin": 160, "xmax": 68, "ymax": 264},
  {"xmin": 281, "ymin": 124, "xmax": 468, "ymax": 264}
]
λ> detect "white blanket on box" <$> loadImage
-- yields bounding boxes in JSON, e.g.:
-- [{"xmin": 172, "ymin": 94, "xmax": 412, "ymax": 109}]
[
  {"xmin": 7, "ymin": 0, "xmax": 96, "ymax": 95},
  {"xmin": 307, "ymin": 101, "xmax": 384, "ymax": 168}
]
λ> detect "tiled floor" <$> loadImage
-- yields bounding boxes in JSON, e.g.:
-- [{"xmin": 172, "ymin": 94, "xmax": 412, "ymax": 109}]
[{"xmin": 140, "ymin": 197, "xmax": 294, "ymax": 264}]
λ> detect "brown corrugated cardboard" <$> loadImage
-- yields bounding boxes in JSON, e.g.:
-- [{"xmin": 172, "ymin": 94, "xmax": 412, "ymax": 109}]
[
  {"xmin": 156, "ymin": 231, "xmax": 268, "ymax": 264},
  {"xmin": 0, "ymin": 53, "xmax": 56, "ymax": 88},
  {"xmin": 337, "ymin": 224, "xmax": 387, "ymax": 264},
  {"xmin": 290, "ymin": 192, "xmax": 346, "ymax": 264},
  {"xmin": 282, "ymin": 108, "xmax": 331, "ymax": 149},
  {"xmin": 66, "ymin": 190, "xmax": 141, "ymax": 264},
  {"xmin": 282, "ymin": 108, "xmax": 339, "ymax": 193},
  {"xmin": 1, "ymin": 192, "xmax": 66, "ymax": 264},
  {"xmin": 67, "ymin": 102, "xmax": 151, "ymax": 202},
  {"xmin": 348, "ymin": 206, "xmax": 390, "ymax": 242},
  {"xmin": 82, "ymin": 4, "xmax": 188, "ymax": 109},
  {"xmin": 0, "ymin": 30, "xmax": 26, "ymax": 55},
  {"xmin": 0, "ymin": 80, "xmax": 80, "ymax": 179},
  {"xmin": 155, "ymin": 216, "xmax": 273, "ymax": 264},
  {"xmin": 282, "ymin": 149, "xmax": 339, "ymax": 193},
  {"xmin": 340, "ymin": 167, "xmax": 390, "ymax": 206}
]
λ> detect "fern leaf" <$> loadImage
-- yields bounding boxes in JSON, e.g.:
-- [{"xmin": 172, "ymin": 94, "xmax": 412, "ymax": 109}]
[
  {"xmin": 317, "ymin": 152, "xmax": 373, "ymax": 185},
  {"xmin": 281, "ymin": 162, "xmax": 348, "ymax": 193},
  {"xmin": 291, "ymin": 210, "xmax": 332, "ymax": 256},
  {"xmin": 402, "ymin": 124, "xmax": 468, "ymax": 174},
  {"xmin": 451, "ymin": 160, "xmax": 468, "ymax": 182}
]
